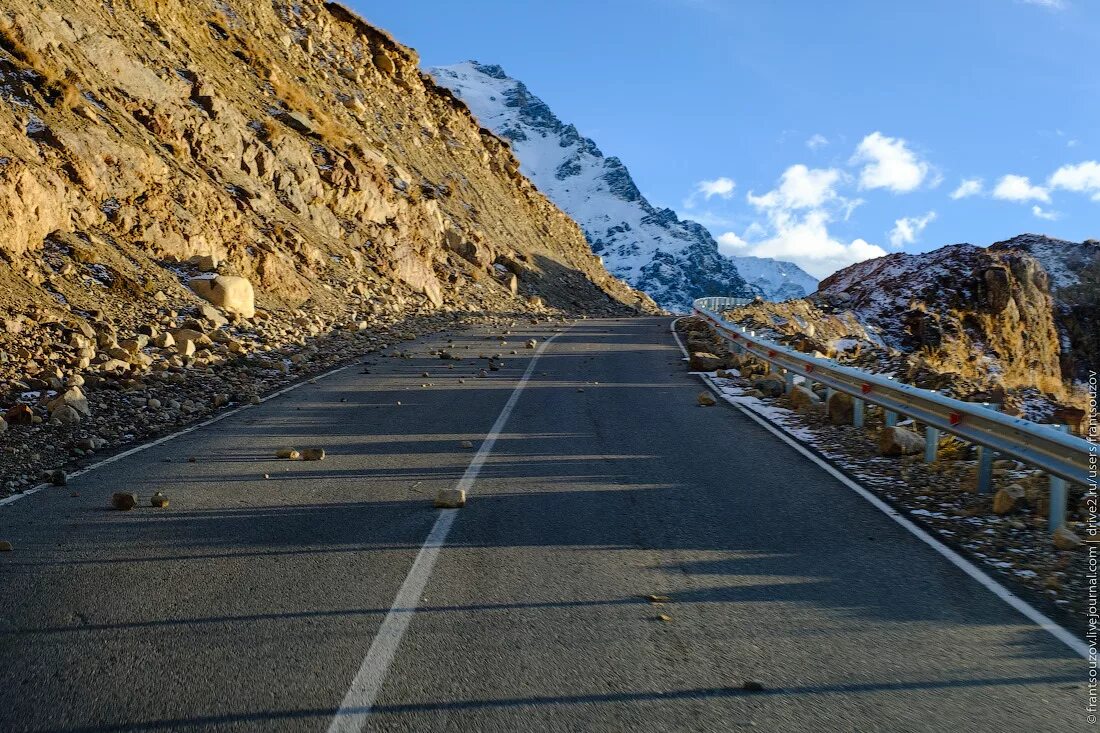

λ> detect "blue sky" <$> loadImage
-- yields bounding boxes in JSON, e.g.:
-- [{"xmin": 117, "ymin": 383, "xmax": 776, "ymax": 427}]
[{"xmin": 350, "ymin": 0, "xmax": 1099, "ymax": 278}]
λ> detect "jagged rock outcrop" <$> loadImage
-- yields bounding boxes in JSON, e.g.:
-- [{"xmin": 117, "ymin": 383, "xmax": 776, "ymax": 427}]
[
  {"xmin": 0, "ymin": 0, "xmax": 656, "ymax": 360},
  {"xmin": 430, "ymin": 61, "xmax": 817, "ymax": 311},
  {"xmin": 725, "ymin": 236, "xmax": 1098, "ymax": 425},
  {"xmin": 988, "ymin": 234, "xmax": 1100, "ymax": 382}
]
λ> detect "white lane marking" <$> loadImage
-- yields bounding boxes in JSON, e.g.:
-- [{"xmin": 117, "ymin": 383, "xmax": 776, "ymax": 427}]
[
  {"xmin": 326, "ymin": 332, "xmax": 564, "ymax": 732},
  {"xmin": 669, "ymin": 318, "xmax": 1088, "ymax": 659},
  {"xmin": 0, "ymin": 363, "xmax": 355, "ymax": 508}
]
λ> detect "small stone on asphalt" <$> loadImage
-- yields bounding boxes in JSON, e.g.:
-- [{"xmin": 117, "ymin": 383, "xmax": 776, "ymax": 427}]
[
  {"xmin": 111, "ymin": 493, "xmax": 138, "ymax": 511},
  {"xmin": 434, "ymin": 488, "xmax": 466, "ymax": 508}
]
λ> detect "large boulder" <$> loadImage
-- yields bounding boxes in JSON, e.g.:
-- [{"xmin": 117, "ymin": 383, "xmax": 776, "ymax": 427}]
[
  {"xmin": 878, "ymin": 426, "xmax": 925, "ymax": 456},
  {"xmin": 992, "ymin": 484, "xmax": 1025, "ymax": 515},
  {"xmin": 686, "ymin": 335, "xmax": 713, "ymax": 353},
  {"xmin": 689, "ymin": 352, "xmax": 723, "ymax": 371},
  {"xmin": 199, "ymin": 304, "xmax": 229, "ymax": 327},
  {"xmin": 722, "ymin": 352, "xmax": 743, "ymax": 370},
  {"xmin": 392, "ymin": 245, "xmax": 444, "ymax": 308},
  {"xmin": 47, "ymin": 386, "xmax": 90, "ymax": 417},
  {"xmin": 827, "ymin": 391, "xmax": 854, "ymax": 424},
  {"xmin": 52, "ymin": 404, "xmax": 82, "ymax": 424},
  {"xmin": 498, "ymin": 271, "xmax": 519, "ymax": 296},
  {"xmin": 752, "ymin": 377, "xmax": 785, "ymax": 398},
  {"xmin": 443, "ymin": 230, "xmax": 491, "ymax": 269},
  {"xmin": 189, "ymin": 276, "xmax": 255, "ymax": 318},
  {"xmin": 5, "ymin": 404, "xmax": 32, "ymax": 425},
  {"xmin": 171, "ymin": 328, "xmax": 212, "ymax": 356},
  {"xmin": 739, "ymin": 357, "xmax": 769, "ymax": 378},
  {"xmin": 1053, "ymin": 526, "xmax": 1084, "ymax": 550},
  {"xmin": 788, "ymin": 385, "xmax": 819, "ymax": 412}
]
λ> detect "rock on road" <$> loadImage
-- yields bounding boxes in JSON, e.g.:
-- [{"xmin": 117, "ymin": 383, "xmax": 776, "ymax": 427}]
[{"xmin": 0, "ymin": 318, "xmax": 1083, "ymax": 732}]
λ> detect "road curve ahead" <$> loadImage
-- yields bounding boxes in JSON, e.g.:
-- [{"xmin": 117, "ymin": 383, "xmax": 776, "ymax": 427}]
[{"xmin": 0, "ymin": 317, "xmax": 1083, "ymax": 732}]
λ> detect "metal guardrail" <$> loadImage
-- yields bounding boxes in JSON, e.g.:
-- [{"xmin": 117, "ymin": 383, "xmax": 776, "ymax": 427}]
[{"xmin": 692, "ymin": 297, "xmax": 1096, "ymax": 530}]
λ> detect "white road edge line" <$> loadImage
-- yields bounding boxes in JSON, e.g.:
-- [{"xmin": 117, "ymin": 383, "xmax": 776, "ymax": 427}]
[
  {"xmin": 0, "ymin": 362, "xmax": 355, "ymax": 509},
  {"xmin": 669, "ymin": 318, "xmax": 1088, "ymax": 660},
  {"xmin": 326, "ymin": 331, "xmax": 564, "ymax": 733}
]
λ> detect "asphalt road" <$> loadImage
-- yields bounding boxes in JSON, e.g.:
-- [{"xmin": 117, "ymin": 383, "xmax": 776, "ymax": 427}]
[{"xmin": 0, "ymin": 317, "xmax": 1085, "ymax": 732}]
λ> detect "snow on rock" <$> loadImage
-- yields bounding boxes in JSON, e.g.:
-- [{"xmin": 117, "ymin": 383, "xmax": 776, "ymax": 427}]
[
  {"xmin": 430, "ymin": 61, "xmax": 817, "ymax": 311},
  {"xmin": 729, "ymin": 234, "xmax": 1099, "ymax": 423},
  {"xmin": 988, "ymin": 233, "xmax": 1099, "ymax": 291},
  {"xmin": 729, "ymin": 254, "xmax": 820, "ymax": 303}
]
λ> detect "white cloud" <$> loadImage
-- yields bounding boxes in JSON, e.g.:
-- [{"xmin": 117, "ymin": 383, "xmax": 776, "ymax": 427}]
[
  {"xmin": 806, "ymin": 133, "xmax": 829, "ymax": 150},
  {"xmin": 695, "ymin": 177, "xmax": 736, "ymax": 200},
  {"xmin": 992, "ymin": 174, "xmax": 1051, "ymax": 203},
  {"xmin": 1049, "ymin": 160, "xmax": 1100, "ymax": 201},
  {"xmin": 888, "ymin": 211, "xmax": 937, "ymax": 249},
  {"xmin": 742, "ymin": 209, "xmax": 886, "ymax": 279},
  {"xmin": 1032, "ymin": 205, "xmax": 1060, "ymax": 221},
  {"xmin": 1021, "ymin": 0, "xmax": 1066, "ymax": 10},
  {"xmin": 850, "ymin": 132, "xmax": 931, "ymax": 193},
  {"xmin": 716, "ymin": 231, "xmax": 749, "ymax": 252},
  {"xmin": 738, "ymin": 164, "xmax": 885, "ymax": 278},
  {"xmin": 747, "ymin": 164, "xmax": 844, "ymax": 210},
  {"xmin": 743, "ymin": 221, "xmax": 768, "ymax": 239},
  {"xmin": 950, "ymin": 178, "xmax": 983, "ymax": 199},
  {"xmin": 841, "ymin": 198, "xmax": 864, "ymax": 221}
]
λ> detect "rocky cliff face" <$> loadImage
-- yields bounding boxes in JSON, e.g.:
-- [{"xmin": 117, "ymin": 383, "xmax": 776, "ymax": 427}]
[
  {"xmin": 988, "ymin": 234, "xmax": 1100, "ymax": 382},
  {"xmin": 0, "ymin": 0, "xmax": 655, "ymax": 330},
  {"xmin": 430, "ymin": 61, "xmax": 818, "ymax": 311},
  {"xmin": 726, "ymin": 235, "xmax": 1097, "ymax": 425},
  {"xmin": 0, "ymin": 0, "xmax": 661, "ymax": 491}
]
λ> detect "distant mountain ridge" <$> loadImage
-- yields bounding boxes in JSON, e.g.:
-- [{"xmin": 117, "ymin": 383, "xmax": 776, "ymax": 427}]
[{"xmin": 430, "ymin": 61, "xmax": 818, "ymax": 311}]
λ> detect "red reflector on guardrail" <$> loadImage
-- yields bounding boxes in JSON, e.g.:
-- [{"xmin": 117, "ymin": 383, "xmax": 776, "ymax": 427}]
[
  {"xmin": 861, "ymin": 384, "xmax": 872, "ymax": 394},
  {"xmin": 950, "ymin": 412, "xmax": 962, "ymax": 425},
  {"xmin": 768, "ymin": 350, "xmax": 777, "ymax": 358},
  {"xmin": 805, "ymin": 364, "xmax": 814, "ymax": 373}
]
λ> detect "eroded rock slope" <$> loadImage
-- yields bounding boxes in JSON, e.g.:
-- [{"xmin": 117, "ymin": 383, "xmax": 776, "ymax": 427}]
[
  {"xmin": 726, "ymin": 235, "xmax": 1098, "ymax": 426},
  {"xmin": 0, "ymin": 0, "xmax": 658, "ymax": 489}
]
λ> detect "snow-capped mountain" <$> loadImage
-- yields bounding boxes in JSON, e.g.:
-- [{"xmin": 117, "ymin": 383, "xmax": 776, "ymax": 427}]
[
  {"xmin": 430, "ymin": 61, "xmax": 817, "ymax": 311},
  {"xmin": 727, "ymin": 255, "xmax": 820, "ymax": 302}
]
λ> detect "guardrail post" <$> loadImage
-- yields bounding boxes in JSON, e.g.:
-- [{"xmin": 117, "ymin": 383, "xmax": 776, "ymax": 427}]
[
  {"xmin": 1048, "ymin": 424, "xmax": 1070, "ymax": 532},
  {"xmin": 976, "ymin": 446, "xmax": 994, "ymax": 495},
  {"xmin": 692, "ymin": 296, "xmax": 1092, "ymax": 491},
  {"xmin": 924, "ymin": 426, "xmax": 940, "ymax": 463},
  {"xmin": 974, "ymin": 403, "xmax": 1000, "ymax": 495},
  {"xmin": 884, "ymin": 410, "xmax": 898, "ymax": 427},
  {"xmin": 784, "ymin": 370, "xmax": 794, "ymax": 393}
]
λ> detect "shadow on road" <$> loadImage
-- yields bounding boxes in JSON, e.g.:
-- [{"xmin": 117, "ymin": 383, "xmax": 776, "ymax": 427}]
[{"xmin": 0, "ymin": 320, "xmax": 1082, "ymax": 732}]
